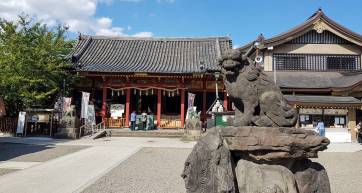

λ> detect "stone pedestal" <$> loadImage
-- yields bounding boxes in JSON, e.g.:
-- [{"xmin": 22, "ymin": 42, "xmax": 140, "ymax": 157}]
[
  {"xmin": 182, "ymin": 127, "xmax": 331, "ymax": 193},
  {"xmin": 183, "ymin": 118, "xmax": 202, "ymax": 141}
]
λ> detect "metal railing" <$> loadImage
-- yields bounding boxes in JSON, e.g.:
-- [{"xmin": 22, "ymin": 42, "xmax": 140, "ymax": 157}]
[{"xmin": 79, "ymin": 121, "xmax": 105, "ymax": 138}]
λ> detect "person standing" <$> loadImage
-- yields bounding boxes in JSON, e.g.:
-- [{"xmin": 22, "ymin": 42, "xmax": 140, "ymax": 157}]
[
  {"xmin": 130, "ymin": 111, "xmax": 137, "ymax": 131},
  {"xmin": 316, "ymin": 119, "xmax": 325, "ymax": 137},
  {"xmin": 141, "ymin": 111, "xmax": 147, "ymax": 130},
  {"xmin": 356, "ymin": 122, "xmax": 362, "ymax": 143}
]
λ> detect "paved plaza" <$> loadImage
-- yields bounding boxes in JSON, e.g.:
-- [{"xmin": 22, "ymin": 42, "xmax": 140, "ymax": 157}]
[{"xmin": 0, "ymin": 136, "xmax": 361, "ymax": 193}]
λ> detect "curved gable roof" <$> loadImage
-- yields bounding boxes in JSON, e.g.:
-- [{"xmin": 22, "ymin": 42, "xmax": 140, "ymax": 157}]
[
  {"xmin": 68, "ymin": 35, "xmax": 232, "ymax": 74},
  {"xmin": 240, "ymin": 9, "xmax": 362, "ymax": 50}
]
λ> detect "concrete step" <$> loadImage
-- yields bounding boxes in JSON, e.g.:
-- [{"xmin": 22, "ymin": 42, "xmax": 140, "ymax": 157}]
[{"xmin": 108, "ymin": 128, "xmax": 184, "ymax": 138}]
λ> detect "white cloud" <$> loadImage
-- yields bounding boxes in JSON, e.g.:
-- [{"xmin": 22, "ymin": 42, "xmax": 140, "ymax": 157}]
[
  {"xmin": 157, "ymin": 0, "xmax": 175, "ymax": 3},
  {"xmin": 0, "ymin": 0, "xmax": 153, "ymax": 37},
  {"xmin": 132, "ymin": 32, "xmax": 153, "ymax": 37}
]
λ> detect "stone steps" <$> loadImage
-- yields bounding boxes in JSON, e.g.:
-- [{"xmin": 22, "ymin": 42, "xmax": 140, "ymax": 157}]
[{"xmin": 107, "ymin": 128, "xmax": 184, "ymax": 138}]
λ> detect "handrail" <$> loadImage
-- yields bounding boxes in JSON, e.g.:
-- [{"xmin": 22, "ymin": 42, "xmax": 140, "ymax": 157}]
[{"xmin": 79, "ymin": 121, "xmax": 105, "ymax": 138}]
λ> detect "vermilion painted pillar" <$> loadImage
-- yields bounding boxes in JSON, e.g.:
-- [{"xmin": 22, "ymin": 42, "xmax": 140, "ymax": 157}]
[
  {"xmin": 180, "ymin": 89, "xmax": 185, "ymax": 128},
  {"xmin": 223, "ymin": 91, "xmax": 228, "ymax": 111},
  {"xmin": 125, "ymin": 88, "xmax": 131, "ymax": 127},
  {"xmin": 157, "ymin": 89, "xmax": 161, "ymax": 127},
  {"xmin": 101, "ymin": 81, "xmax": 107, "ymax": 122}
]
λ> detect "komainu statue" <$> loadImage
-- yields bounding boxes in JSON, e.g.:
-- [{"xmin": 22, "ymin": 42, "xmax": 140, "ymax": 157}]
[
  {"xmin": 219, "ymin": 46, "xmax": 297, "ymax": 127},
  {"xmin": 182, "ymin": 45, "xmax": 330, "ymax": 193}
]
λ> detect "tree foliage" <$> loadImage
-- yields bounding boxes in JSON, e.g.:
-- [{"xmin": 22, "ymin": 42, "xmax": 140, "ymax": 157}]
[{"xmin": 0, "ymin": 15, "xmax": 75, "ymax": 116}]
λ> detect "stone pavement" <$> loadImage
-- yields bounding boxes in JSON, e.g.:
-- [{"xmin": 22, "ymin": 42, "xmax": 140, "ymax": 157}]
[
  {"xmin": 0, "ymin": 136, "xmax": 360, "ymax": 193},
  {"xmin": 0, "ymin": 137, "xmax": 195, "ymax": 193}
]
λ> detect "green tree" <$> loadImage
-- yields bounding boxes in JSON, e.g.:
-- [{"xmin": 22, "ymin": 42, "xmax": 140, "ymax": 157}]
[{"xmin": 0, "ymin": 15, "xmax": 75, "ymax": 116}]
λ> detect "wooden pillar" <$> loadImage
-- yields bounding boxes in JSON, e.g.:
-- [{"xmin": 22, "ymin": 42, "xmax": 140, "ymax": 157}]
[
  {"xmin": 223, "ymin": 91, "xmax": 228, "ymax": 111},
  {"xmin": 157, "ymin": 89, "xmax": 161, "ymax": 127},
  {"xmin": 101, "ymin": 80, "xmax": 107, "ymax": 122},
  {"xmin": 180, "ymin": 89, "xmax": 185, "ymax": 128},
  {"xmin": 202, "ymin": 80, "xmax": 207, "ymax": 121},
  {"xmin": 348, "ymin": 109, "xmax": 357, "ymax": 141},
  {"xmin": 125, "ymin": 88, "xmax": 131, "ymax": 127}
]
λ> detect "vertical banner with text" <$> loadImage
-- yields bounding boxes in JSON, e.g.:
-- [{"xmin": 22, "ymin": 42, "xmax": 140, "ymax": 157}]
[
  {"xmin": 188, "ymin": 93, "xmax": 196, "ymax": 109},
  {"xmin": 81, "ymin": 92, "xmax": 90, "ymax": 119}
]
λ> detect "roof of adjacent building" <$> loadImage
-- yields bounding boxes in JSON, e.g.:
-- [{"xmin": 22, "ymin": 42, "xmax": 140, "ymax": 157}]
[
  {"xmin": 285, "ymin": 95, "xmax": 362, "ymax": 105},
  {"xmin": 265, "ymin": 71, "xmax": 362, "ymax": 90},
  {"xmin": 68, "ymin": 35, "xmax": 232, "ymax": 74},
  {"xmin": 240, "ymin": 8, "xmax": 362, "ymax": 50}
]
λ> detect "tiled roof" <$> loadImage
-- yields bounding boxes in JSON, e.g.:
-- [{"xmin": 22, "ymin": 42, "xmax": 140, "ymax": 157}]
[
  {"xmin": 265, "ymin": 71, "xmax": 362, "ymax": 90},
  {"xmin": 240, "ymin": 9, "xmax": 362, "ymax": 50},
  {"xmin": 285, "ymin": 95, "xmax": 362, "ymax": 104},
  {"xmin": 68, "ymin": 35, "xmax": 232, "ymax": 74}
]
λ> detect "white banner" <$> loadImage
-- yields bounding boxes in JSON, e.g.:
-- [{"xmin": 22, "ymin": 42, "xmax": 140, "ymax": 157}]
[
  {"xmin": 16, "ymin": 112, "xmax": 26, "ymax": 134},
  {"xmin": 81, "ymin": 92, "xmax": 90, "ymax": 119}
]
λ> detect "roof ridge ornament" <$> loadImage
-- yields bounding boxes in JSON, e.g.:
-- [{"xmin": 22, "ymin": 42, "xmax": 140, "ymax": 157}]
[{"xmin": 313, "ymin": 20, "xmax": 326, "ymax": 34}]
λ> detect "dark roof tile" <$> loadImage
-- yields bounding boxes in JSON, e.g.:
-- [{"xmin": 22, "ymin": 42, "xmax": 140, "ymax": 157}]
[{"xmin": 70, "ymin": 35, "xmax": 232, "ymax": 74}]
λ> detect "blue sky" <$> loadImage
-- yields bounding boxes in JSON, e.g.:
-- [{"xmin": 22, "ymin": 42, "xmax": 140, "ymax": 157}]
[
  {"xmin": 1, "ymin": 0, "xmax": 361, "ymax": 47},
  {"xmin": 95, "ymin": 0, "xmax": 362, "ymax": 46}
]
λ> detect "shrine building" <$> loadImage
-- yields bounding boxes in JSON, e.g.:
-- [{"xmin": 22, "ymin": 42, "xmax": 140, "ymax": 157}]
[
  {"xmin": 240, "ymin": 9, "xmax": 362, "ymax": 141},
  {"xmin": 69, "ymin": 36, "xmax": 231, "ymax": 129}
]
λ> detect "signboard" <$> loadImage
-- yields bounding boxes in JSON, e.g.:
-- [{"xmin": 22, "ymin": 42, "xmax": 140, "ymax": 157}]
[
  {"xmin": 110, "ymin": 104, "xmax": 124, "ymax": 118},
  {"xmin": 16, "ymin": 112, "xmax": 26, "ymax": 135},
  {"xmin": 81, "ymin": 92, "xmax": 90, "ymax": 119},
  {"xmin": 299, "ymin": 108, "xmax": 323, "ymax": 115},
  {"xmin": 27, "ymin": 114, "xmax": 49, "ymax": 123},
  {"xmin": 324, "ymin": 109, "xmax": 348, "ymax": 115}
]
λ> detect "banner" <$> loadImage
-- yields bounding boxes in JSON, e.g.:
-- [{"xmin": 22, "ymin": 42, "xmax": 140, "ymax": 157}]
[
  {"xmin": 188, "ymin": 93, "xmax": 196, "ymax": 109},
  {"xmin": 63, "ymin": 97, "xmax": 72, "ymax": 113},
  {"xmin": 0, "ymin": 97, "xmax": 5, "ymax": 117},
  {"xmin": 81, "ymin": 92, "xmax": 90, "ymax": 119},
  {"xmin": 110, "ymin": 104, "xmax": 125, "ymax": 118},
  {"xmin": 16, "ymin": 112, "xmax": 26, "ymax": 135},
  {"xmin": 86, "ymin": 105, "xmax": 96, "ymax": 125}
]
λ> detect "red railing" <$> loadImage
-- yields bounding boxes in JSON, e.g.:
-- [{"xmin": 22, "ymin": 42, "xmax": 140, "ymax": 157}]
[
  {"xmin": 0, "ymin": 117, "xmax": 17, "ymax": 133},
  {"xmin": 105, "ymin": 118, "xmax": 126, "ymax": 128}
]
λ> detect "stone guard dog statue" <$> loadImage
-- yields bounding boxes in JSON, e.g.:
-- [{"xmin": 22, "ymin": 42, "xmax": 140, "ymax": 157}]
[
  {"xmin": 220, "ymin": 46, "xmax": 297, "ymax": 127},
  {"xmin": 182, "ymin": 46, "xmax": 331, "ymax": 193}
]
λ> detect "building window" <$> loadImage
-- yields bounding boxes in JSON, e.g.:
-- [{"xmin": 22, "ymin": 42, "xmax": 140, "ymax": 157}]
[
  {"xmin": 326, "ymin": 56, "xmax": 357, "ymax": 70},
  {"xmin": 274, "ymin": 55, "xmax": 306, "ymax": 70},
  {"xmin": 273, "ymin": 53, "xmax": 361, "ymax": 71}
]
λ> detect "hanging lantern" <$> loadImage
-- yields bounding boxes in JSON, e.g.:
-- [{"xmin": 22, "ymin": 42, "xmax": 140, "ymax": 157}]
[
  {"xmin": 111, "ymin": 90, "xmax": 114, "ymax": 97},
  {"xmin": 176, "ymin": 89, "xmax": 179, "ymax": 95},
  {"xmin": 163, "ymin": 90, "xmax": 166, "ymax": 96},
  {"xmin": 134, "ymin": 89, "xmax": 137, "ymax": 95},
  {"xmin": 146, "ymin": 90, "xmax": 149, "ymax": 96},
  {"xmin": 121, "ymin": 90, "xmax": 124, "ymax": 95},
  {"xmin": 117, "ymin": 90, "xmax": 120, "ymax": 96},
  {"xmin": 139, "ymin": 90, "xmax": 142, "ymax": 96},
  {"xmin": 171, "ymin": 91, "xmax": 175, "ymax": 97},
  {"xmin": 168, "ymin": 91, "xmax": 171, "ymax": 97},
  {"xmin": 151, "ymin": 89, "xmax": 154, "ymax": 95}
]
